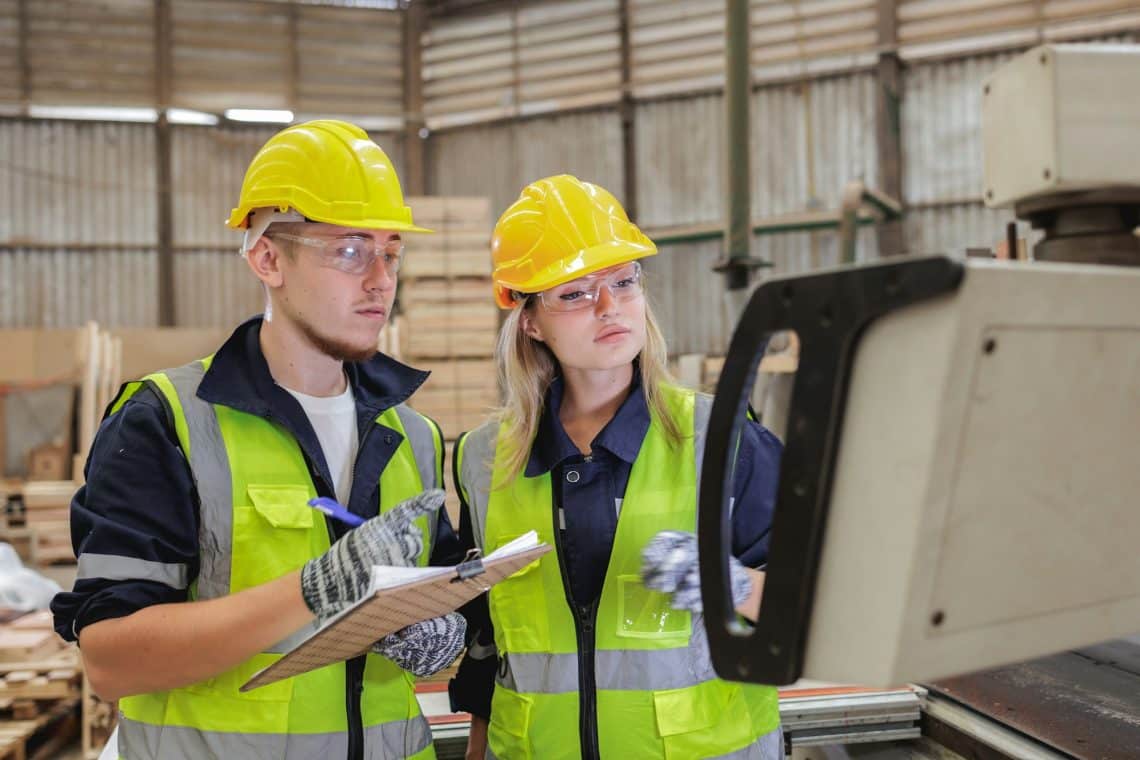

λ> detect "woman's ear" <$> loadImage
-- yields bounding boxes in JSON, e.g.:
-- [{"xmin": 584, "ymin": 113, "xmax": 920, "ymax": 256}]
[
  {"xmin": 520, "ymin": 308, "xmax": 545, "ymax": 343},
  {"xmin": 245, "ymin": 237, "xmax": 286, "ymax": 288}
]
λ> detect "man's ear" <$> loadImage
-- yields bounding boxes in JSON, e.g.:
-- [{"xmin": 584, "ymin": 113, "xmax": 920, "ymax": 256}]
[
  {"xmin": 520, "ymin": 308, "xmax": 545, "ymax": 343},
  {"xmin": 245, "ymin": 237, "xmax": 286, "ymax": 288}
]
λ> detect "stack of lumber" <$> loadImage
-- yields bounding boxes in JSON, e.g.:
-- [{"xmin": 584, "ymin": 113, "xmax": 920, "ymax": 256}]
[
  {"xmin": 21, "ymin": 482, "xmax": 76, "ymax": 566},
  {"xmin": 672, "ymin": 332, "xmax": 800, "ymax": 443},
  {"xmin": 400, "ymin": 197, "xmax": 499, "ymax": 365},
  {"xmin": 401, "ymin": 198, "xmax": 501, "ymax": 523},
  {"xmin": 0, "ymin": 611, "xmax": 85, "ymax": 759},
  {"xmin": 698, "ymin": 331, "xmax": 800, "ymax": 393}
]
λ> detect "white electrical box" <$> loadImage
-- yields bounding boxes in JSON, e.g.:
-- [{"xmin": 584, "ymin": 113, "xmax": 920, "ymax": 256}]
[{"xmin": 982, "ymin": 44, "xmax": 1140, "ymax": 207}]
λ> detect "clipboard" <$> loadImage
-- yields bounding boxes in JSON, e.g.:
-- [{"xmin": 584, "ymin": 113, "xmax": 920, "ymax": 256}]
[{"xmin": 241, "ymin": 532, "xmax": 550, "ymax": 692}]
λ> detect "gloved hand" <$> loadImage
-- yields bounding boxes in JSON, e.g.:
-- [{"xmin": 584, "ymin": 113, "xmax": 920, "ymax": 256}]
[
  {"xmin": 373, "ymin": 612, "xmax": 467, "ymax": 676},
  {"xmin": 301, "ymin": 489, "xmax": 445, "ymax": 620},
  {"xmin": 640, "ymin": 530, "xmax": 752, "ymax": 613}
]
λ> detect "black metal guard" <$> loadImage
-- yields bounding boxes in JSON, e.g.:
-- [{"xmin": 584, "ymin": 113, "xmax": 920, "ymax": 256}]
[{"xmin": 698, "ymin": 255, "xmax": 964, "ymax": 685}]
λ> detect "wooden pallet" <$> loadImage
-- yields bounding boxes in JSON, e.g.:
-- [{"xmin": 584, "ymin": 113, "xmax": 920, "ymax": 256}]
[
  {"xmin": 81, "ymin": 672, "xmax": 115, "ymax": 760},
  {"xmin": 0, "ymin": 695, "xmax": 80, "ymax": 760},
  {"xmin": 0, "ymin": 614, "xmax": 88, "ymax": 759}
]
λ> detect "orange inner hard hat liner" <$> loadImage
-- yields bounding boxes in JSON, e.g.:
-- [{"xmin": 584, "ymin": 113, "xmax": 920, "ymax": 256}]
[{"xmin": 491, "ymin": 174, "xmax": 657, "ymax": 309}]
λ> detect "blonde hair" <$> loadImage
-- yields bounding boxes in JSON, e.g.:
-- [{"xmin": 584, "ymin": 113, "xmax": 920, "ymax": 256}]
[{"xmin": 491, "ymin": 292, "xmax": 684, "ymax": 487}]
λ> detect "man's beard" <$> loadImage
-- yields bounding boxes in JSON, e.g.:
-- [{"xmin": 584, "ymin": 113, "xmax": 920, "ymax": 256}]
[{"xmin": 297, "ymin": 318, "xmax": 379, "ymax": 363}]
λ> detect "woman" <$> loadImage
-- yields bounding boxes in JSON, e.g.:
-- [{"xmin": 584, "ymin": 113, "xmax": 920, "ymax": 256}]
[{"xmin": 449, "ymin": 175, "xmax": 782, "ymax": 759}]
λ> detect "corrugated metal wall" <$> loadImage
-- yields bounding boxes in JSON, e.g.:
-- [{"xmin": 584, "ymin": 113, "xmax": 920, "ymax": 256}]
[
  {"xmin": 900, "ymin": 32, "xmax": 1136, "ymax": 257},
  {"xmin": 0, "ymin": 119, "xmax": 404, "ymax": 328},
  {"xmin": 635, "ymin": 72, "xmax": 878, "ymax": 353},
  {"xmin": 0, "ymin": 120, "xmax": 158, "ymax": 326},
  {"xmin": 4, "ymin": 28, "xmax": 1138, "ymax": 337},
  {"xmin": 427, "ymin": 108, "xmax": 623, "ymax": 216},
  {"xmin": 0, "ymin": 120, "xmax": 156, "ymax": 245},
  {"xmin": 171, "ymin": 124, "xmax": 293, "ymax": 328},
  {"xmin": 0, "ymin": 248, "xmax": 158, "ymax": 327}
]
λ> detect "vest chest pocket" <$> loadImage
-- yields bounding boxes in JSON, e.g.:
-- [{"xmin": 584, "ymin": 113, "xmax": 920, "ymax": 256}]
[
  {"xmin": 616, "ymin": 574, "xmax": 691, "ymax": 640},
  {"xmin": 234, "ymin": 485, "xmax": 320, "ymax": 591},
  {"xmin": 488, "ymin": 539, "xmax": 550, "ymax": 651}
]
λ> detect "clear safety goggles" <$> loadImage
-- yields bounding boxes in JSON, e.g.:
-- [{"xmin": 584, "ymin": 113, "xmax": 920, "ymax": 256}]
[
  {"xmin": 531, "ymin": 261, "xmax": 644, "ymax": 313},
  {"xmin": 268, "ymin": 232, "xmax": 404, "ymax": 277}
]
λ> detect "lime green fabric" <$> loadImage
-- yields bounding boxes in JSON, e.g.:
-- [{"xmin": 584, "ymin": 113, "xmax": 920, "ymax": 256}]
[
  {"xmin": 469, "ymin": 385, "xmax": 779, "ymax": 758},
  {"xmin": 116, "ymin": 359, "xmax": 437, "ymax": 757}
]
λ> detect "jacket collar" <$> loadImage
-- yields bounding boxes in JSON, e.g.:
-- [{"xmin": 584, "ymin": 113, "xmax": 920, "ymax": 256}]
[
  {"xmin": 196, "ymin": 316, "xmax": 428, "ymax": 417},
  {"xmin": 525, "ymin": 370, "xmax": 650, "ymax": 477}
]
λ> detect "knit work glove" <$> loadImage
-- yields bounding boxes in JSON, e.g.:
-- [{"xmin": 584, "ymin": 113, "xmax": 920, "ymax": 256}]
[
  {"xmin": 640, "ymin": 530, "xmax": 752, "ymax": 613},
  {"xmin": 301, "ymin": 489, "xmax": 445, "ymax": 620},
  {"xmin": 373, "ymin": 612, "xmax": 467, "ymax": 676}
]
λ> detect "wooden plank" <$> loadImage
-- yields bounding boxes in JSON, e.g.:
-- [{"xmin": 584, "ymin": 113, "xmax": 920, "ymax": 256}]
[
  {"xmin": 0, "ymin": 398, "xmax": 5, "ymax": 483},
  {"xmin": 25, "ymin": 444, "xmax": 68, "ymax": 483},
  {"xmin": 24, "ymin": 509, "xmax": 69, "ymax": 524},
  {"xmin": 401, "ymin": 329, "xmax": 498, "ymax": 360},
  {"xmin": 20, "ymin": 483, "xmax": 75, "ymax": 510},
  {"xmin": 409, "ymin": 230, "xmax": 490, "ymax": 251},
  {"xmin": 401, "ymin": 302, "xmax": 499, "ymax": 333},
  {"xmin": 406, "ymin": 197, "xmax": 492, "ymax": 227},
  {"xmin": 410, "ymin": 387, "xmax": 499, "ymax": 414},
  {"xmin": 415, "ymin": 359, "xmax": 498, "ymax": 391},
  {"xmin": 0, "ymin": 632, "xmax": 61, "ymax": 664},
  {"xmin": 401, "ymin": 278, "xmax": 493, "ymax": 306},
  {"xmin": 5, "ymin": 612, "xmax": 52, "ymax": 631},
  {"xmin": 75, "ymin": 323, "xmax": 99, "ymax": 464},
  {"xmin": 400, "ymin": 249, "xmax": 492, "ymax": 280},
  {"xmin": 421, "ymin": 408, "xmax": 492, "ymax": 439}
]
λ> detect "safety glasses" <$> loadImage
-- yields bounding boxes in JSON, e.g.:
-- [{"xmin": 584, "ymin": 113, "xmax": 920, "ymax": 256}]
[
  {"xmin": 268, "ymin": 232, "xmax": 404, "ymax": 276},
  {"xmin": 536, "ymin": 261, "xmax": 644, "ymax": 313}
]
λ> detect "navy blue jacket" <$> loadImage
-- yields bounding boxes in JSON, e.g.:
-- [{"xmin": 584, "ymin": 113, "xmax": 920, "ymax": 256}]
[
  {"xmin": 51, "ymin": 316, "xmax": 462, "ymax": 641},
  {"xmin": 448, "ymin": 373, "xmax": 782, "ymax": 720}
]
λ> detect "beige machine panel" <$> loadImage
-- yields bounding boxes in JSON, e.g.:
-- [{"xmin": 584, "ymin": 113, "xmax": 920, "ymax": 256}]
[
  {"xmin": 803, "ymin": 260, "xmax": 1140, "ymax": 685},
  {"xmin": 982, "ymin": 44, "xmax": 1140, "ymax": 207}
]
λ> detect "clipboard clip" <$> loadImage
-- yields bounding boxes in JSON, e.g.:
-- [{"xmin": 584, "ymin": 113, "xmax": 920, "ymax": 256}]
[{"xmin": 452, "ymin": 548, "xmax": 485, "ymax": 583}]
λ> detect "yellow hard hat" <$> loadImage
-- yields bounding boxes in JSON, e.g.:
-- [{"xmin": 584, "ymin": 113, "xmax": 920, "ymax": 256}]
[
  {"xmin": 227, "ymin": 119, "xmax": 430, "ymax": 233},
  {"xmin": 491, "ymin": 174, "xmax": 656, "ymax": 309}
]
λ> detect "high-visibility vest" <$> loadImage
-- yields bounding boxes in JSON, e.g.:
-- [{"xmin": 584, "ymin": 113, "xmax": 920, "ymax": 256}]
[
  {"xmin": 456, "ymin": 385, "xmax": 780, "ymax": 759},
  {"xmin": 104, "ymin": 358, "xmax": 440, "ymax": 759}
]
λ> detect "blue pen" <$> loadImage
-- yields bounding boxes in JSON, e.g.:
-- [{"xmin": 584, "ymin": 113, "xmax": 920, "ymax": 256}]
[{"xmin": 308, "ymin": 497, "xmax": 365, "ymax": 528}]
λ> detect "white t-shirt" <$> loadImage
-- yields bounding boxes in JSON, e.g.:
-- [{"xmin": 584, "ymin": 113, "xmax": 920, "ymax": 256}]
[{"xmin": 282, "ymin": 381, "xmax": 358, "ymax": 504}]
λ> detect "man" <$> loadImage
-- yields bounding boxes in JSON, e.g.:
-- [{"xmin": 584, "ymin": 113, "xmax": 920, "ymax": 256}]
[{"xmin": 52, "ymin": 120, "xmax": 465, "ymax": 760}]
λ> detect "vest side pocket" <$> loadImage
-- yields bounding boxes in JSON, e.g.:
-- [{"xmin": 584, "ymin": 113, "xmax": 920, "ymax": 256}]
[
  {"xmin": 652, "ymin": 679, "xmax": 756, "ymax": 760},
  {"xmin": 488, "ymin": 686, "xmax": 533, "ymax": 760}
]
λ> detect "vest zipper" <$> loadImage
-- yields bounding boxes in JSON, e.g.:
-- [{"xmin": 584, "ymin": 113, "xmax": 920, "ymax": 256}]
[
  {"xmin": 346, "ymin": 656, "xmax": 365, "ymax": 760},
  {"xmin": 285, "ymin": 416, "xmax": 366, "ymax": 760},
  {"xmin": 551, "ymin": 494, "xmax": 602, "ymax": 760}
]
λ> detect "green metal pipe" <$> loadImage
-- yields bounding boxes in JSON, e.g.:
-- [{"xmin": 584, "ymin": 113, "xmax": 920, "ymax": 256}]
[{"xmin": 724, "ymin": 0, "xmax": 752, "ymax": 290}]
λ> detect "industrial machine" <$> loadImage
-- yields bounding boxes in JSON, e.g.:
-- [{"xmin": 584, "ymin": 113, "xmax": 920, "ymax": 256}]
[{"xmin": 699, "ymin": 44, "xmax": 1140, "ymax": 756}]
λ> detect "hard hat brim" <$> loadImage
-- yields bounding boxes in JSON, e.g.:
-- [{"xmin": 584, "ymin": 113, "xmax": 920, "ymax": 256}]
[
  {"xmin": 495, "ymin": 239, "xmax": 657, "ymax": 308},
  {"xmin": 227, "ymin": 205, "xmax": 433, "ymax": 234}
]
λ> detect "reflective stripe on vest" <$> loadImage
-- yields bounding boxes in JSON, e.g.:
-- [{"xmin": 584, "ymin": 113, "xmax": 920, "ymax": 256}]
[
  {"xmin": 457, "ymin": 386, "xmax": 779, "ymax": 759},
  {"xmin": 119, "ymin": 715, "xmax": 435, "ymax": 760},
  {"xmin": 108, "ymin": 358, "xmax": 440, "ymax": 760}
]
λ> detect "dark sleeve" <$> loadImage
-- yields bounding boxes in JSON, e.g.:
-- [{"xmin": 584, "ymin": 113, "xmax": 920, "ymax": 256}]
[
  {"xmin": 447, "ymin": 433, "xmax": 497, "ymax": 720},
  {"xmin": 49, "ymin": 389, "xmax": 200, "ymax": 642},
  {"xmin": 730, "ymin": 419, "xmax": 783, "ymax": 568}
]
